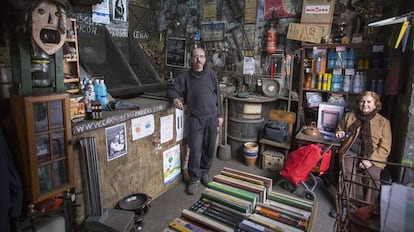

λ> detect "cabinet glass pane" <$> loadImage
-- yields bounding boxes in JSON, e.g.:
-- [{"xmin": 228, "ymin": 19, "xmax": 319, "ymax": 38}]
[
  {"xmin": 34, "ymin": 102, "xmax": 49, "ymax": 132},
  {"xmin": 38, "ymin": 165, "xmax": 52, "ymax": 193},
  {"xmin": 50, "ymin": 100, "xmax": 64, "ymax": 129},
  {"xmin": 36, "ymin": 134, "xmax": 51, "ymax": 163},
  {"xmin": 54, "ymin": 160, "xmax": 68, "ymax": 188},
  {"xmin": 52, "ymin": 132, "xmax": 65, "ymax": 158}
]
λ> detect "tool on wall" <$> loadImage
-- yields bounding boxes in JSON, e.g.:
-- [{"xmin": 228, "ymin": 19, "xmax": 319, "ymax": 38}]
[{"xmin": 227, "ymin": 25, "xmax": 243, "ymax": 61}]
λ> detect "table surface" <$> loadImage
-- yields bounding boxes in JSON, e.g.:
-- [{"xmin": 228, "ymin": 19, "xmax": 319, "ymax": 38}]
[{"xmin": 295, "ymin": 128, "xmax": 341, "ymax": 147}]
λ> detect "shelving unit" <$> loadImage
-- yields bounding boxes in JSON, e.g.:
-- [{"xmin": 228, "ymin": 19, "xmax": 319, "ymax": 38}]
[
  {"xmin": 296, "ymin": 42, "xmax": 372, "ymax": 131},
  {"xmin": 10, "ymin": 93, "xmax": 74, "ymax": 204},
  {"xmin": 260, "ymin": 51, "xmax": 298, "ymax": 112},
  {"xmin": 63, "ymin": 18, "xmax": 80, "ymax": 94}
]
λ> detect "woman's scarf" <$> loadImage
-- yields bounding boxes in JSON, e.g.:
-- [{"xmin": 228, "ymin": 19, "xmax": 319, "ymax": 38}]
[{"xmin": 348, "ymin": 109, "xmax": 377, "ymax": 158}]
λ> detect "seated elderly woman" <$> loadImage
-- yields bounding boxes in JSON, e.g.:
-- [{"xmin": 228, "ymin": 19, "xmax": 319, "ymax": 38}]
[{"xmin": 336, "ymin": 91, "xmax": 392, "ymax": 204}]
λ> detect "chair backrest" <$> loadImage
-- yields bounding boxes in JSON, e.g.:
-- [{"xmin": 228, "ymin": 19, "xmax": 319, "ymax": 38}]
[{"xmin": 268, "ymin": 109, "xmax": 296, "ymax": 141}]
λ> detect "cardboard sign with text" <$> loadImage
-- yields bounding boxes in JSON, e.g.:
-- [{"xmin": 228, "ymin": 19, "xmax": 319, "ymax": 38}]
[
  {"xmin": 287, "ymin": 23, "xmax": 324, "ymax": 43},
  {"xmin": 300, "ymin": 0, "xmax": 335, "ymax": 37}
]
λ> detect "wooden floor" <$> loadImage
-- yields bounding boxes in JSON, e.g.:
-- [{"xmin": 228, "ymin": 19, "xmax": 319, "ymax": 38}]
[{"xmin": 140, "ymin": 155, "xmax": 337, "ymax": 232}]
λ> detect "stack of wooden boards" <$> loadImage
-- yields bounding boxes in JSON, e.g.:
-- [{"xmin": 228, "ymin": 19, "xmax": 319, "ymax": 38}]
[{"xmin": 165, "ymin": 167, "xmax": 318, "ymax": 232}]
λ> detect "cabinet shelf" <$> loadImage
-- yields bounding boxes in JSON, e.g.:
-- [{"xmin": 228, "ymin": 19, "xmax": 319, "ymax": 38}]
[
  {"xmin": 63, "ymin": 18, "xmax": 80, "ymax": 94},
  {"xmin": 301, "ymin": 42, "xmax": 372, "ymax": 49},
  {"xmin": 11, "ymin": 93, "xmax": 74, "ymax": 204},
  {"xmin": 63, "ymin": 58, "xmax": 78, "ymax": 62},
  {"xmin": 302, "ymin": 88, "xmax": 360, "ymax": 95},
  {"xmin": 64, "ymin": 78, "xmax": 80, "ymax": 83},
  {"xmin": 66, "ymin": 89, "xmax": 80, "ymax": 94},
  {"xmin": 296, "ymin": 43, "xmax": 372, "ymax": 131}
]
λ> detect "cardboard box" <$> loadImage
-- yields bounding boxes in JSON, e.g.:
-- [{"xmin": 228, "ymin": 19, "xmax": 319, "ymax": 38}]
[
  {"xmin": 70, "ymin": 96, "xmax": 85, "ymax": 121},
  {"xmin": 317, "ymin": 102, "xmax": 344, "ymax": 132},
  {"xmin": 262, "ymin": 149, "xmax": 284, "ymax": 172},
  {"xmin": 300, "ymin": 0, "xmax": 335, "ymax": 38},
  {"xmin": 287, "ymin": 23, "xmax": 324, "ymax": 43}
]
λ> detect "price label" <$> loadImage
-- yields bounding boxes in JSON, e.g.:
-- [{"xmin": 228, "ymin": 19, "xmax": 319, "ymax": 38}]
[
  {"xmin": 372, "ymin": 45, "xmax": 384, "ymax": 53},
  {"xmin": 336, "ymin": 46, "xmax": 346, "ymax": 52},
  {"xmin": 333, "ymin": 69, "xmax": 342, "ymax": 75},
  {"xmin": 345, "ymin": 69, "xmax": 355, "ymax": 75}
]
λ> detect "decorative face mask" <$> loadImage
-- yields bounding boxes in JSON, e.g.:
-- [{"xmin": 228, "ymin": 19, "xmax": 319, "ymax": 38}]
[{"xmin": 31, "ymin": 0, "xmax": 66, "ymax": 55}]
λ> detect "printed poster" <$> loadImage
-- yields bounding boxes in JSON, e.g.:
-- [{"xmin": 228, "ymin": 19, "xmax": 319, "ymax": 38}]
[
  {"xmin": 163, "ymin": 144, "xmax": 181, "ymax": 185},
  {"xmin": 131, "ymin": 114, "xmax": 155, "ymax": 141},
  {"xmin": 105, "ymin": 123, "xmax": 127, "ymax": 161},
  {"xmin": 92, "ymin": 0, "xmax": 110, "ymax": 24}
]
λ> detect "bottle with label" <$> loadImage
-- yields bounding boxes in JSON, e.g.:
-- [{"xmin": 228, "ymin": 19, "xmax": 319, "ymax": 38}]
[
  {"xmin": 331, "ymin": 73, "xmax": 342, "ymax": 92},
  {"xmin": 94, "ymin": 79, "xmax": 101, "ymax": 102},
  {"xmin": 84, "ymin": 80, "xmax": 95, "ymax": 113},
  {"xmin": 327, "ymin": 49, "xmax": 335, "ymax": 69},
  {"xmin": 343, "ymin": 75, "xmax": 352, "ymax": 92},
  {"xmin": 99, "ymin": 79, "xmax": 108, "ymax": 109},
  {"xmin": 347, "ymin": 48, "xmax": 355, "ymax": 69},
  {"xmin": 353, "ymin": 72, "xmax": 361, "ymax": 93}
]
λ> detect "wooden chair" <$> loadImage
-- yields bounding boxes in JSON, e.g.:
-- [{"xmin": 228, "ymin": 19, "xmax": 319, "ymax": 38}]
[{"xmin": 259, "ymin": 109, "xmax": 296, "ymax": 169}]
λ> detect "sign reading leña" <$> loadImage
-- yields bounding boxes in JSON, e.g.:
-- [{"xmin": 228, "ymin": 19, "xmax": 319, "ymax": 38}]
[{"xmin": 287, "ymin": 23, "xmax": 324, "ymax": 43}]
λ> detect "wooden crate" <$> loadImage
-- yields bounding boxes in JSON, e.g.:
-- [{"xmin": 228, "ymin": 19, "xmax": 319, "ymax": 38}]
[{"xmin": 262, "ymin": 149, "xmax": 284, "ymax": 172}]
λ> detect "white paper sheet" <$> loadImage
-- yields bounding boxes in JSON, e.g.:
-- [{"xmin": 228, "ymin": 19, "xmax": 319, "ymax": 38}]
[
  {"xmin": 131, "ymin": 114, "xmax": 155, "ymax": 141},
  {"xmin": 160, "ymin": 114, "xmax": 174, "ymax": 144}
]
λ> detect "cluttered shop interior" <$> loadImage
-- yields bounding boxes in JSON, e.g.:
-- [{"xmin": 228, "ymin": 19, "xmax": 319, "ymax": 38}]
[{"xmin": 1, "ymin": 0, "xmax": 414, "ymax": 231}]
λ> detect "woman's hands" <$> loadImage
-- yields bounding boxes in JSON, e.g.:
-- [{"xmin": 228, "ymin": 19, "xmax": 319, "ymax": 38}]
[
  {"xmin": 336, "ymin": 130, "xmax": 346, "ymax": 138},
  {"xmin": 359, "ymin": 160, "xmax": 373, "ymax": 169}
]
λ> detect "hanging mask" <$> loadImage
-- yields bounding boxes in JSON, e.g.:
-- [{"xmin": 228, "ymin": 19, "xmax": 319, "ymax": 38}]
[{"xmin": 29, "ymin": 0, "xmax": 67, "ymax": 55}]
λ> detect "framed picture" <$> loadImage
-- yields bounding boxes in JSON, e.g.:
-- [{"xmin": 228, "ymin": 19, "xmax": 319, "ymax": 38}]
[
  {"xmin": 200, "ymin": 23, "xmax": 225, "ymax": 41},
  {"xmin": 105, "ymin": 123, "xmax": 127, "ymax": 161},
  {"xmin": 165, "ymin": 37, "xmax": 187, "ymax": 68},
  {"xmin": 113, "ymin": 0, "xmax": 127, "ymax": 22}
]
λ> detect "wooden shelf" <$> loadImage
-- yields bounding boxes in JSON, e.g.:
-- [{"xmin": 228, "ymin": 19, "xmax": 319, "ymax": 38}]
[
  {"xmin": 63, "ymin": 18, "xmax": 80, "ymax": 94},
  {"xmin": 66, "ymin": 89, "xmax": 80, "ymax": 94},
  {"xmin": 64, "ymin": 78, "xmax": 80, "ymax": 83}
]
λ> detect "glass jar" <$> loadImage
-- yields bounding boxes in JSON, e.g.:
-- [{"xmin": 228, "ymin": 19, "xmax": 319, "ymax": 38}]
[{"xmin": 32, "ymin": 59, "xmax": 53, "ymax": 87}]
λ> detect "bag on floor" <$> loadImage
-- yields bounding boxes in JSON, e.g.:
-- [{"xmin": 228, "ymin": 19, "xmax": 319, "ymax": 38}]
[
  {"xmin": 263, "ymin": 120, "xmax": 288, "ymax": 143},
  {"xmin": 280, "ymin": 143, "xmax": 331, "ymax": 186}
]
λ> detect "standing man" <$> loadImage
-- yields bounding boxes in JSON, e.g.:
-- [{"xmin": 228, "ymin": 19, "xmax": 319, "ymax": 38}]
[{"xmin": 167, "ymin": 47, "xmax": 224, "ymax": 195}]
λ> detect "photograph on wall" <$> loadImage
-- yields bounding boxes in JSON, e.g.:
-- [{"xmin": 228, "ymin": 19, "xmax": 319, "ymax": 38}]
[
  {"xmin": 105, "ymin": 123, "xmax": 128, "ymax": 161},
  {"xmin": 163, "ymin": 144, "xmax": 181, "ymax": 186},
  {"xmin": 113, "ymin": 0, "xmax": 127, "ymax": 22},
  {"xmin": 165, "ymin": 37, "xmax": 187, "ymax": 68}
]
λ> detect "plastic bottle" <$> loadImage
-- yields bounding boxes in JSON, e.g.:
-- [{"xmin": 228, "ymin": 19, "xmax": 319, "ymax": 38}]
[
  {"xmin": 343, "ymin": 75, "xmax": 351, "ymax": 92},
  {"xmin": 341, "ymin": 50, "xmax": 348, "ymax": 69},
  {"xmin": 353, "ymin": 72, "xmax": 361, "ymax": 93},
  {"xmin": 331, "ymin": 73, "xmax": 342, "ymax": 92},
  {"xmin": 94, "ymin": 79, "xmax": 100, "ymax": 102},
  {"xmin": 99, "ymin": 79, "xmax": 108, "ymax": 109},
  {"xmin": 347, "ymin": 48, "xmax": 355, "ymax": 69},
  {"xmin": 84, "ymin": 80, "xmax": 95, "ymax": 113},
  {"xmin": 327, "ymin": 49, "xmax": 335, "ymax": 69},
  {"xmin": 360, "ymin": 71, "xmax": 367, "ymax": 92}
]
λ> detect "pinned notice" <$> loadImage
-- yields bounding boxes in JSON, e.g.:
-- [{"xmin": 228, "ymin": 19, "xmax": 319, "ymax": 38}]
[{"xmin": 287, "ymin": 23, "xmax": 324, "ymax": 43}]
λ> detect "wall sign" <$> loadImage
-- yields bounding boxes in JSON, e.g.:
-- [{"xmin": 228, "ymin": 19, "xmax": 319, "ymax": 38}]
[
  {"xmin": 200, "ymin": 23, "xmax": 225, "ymax": 41},
  {"xmin": 165, "ymin": 37, "xmax": 187, "ymax": 68}
]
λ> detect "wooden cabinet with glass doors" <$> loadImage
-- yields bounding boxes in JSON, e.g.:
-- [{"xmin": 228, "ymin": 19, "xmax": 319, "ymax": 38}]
[{"xmin": 11, "ymin": 93, "xmax": 74, "ymax": 204}]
